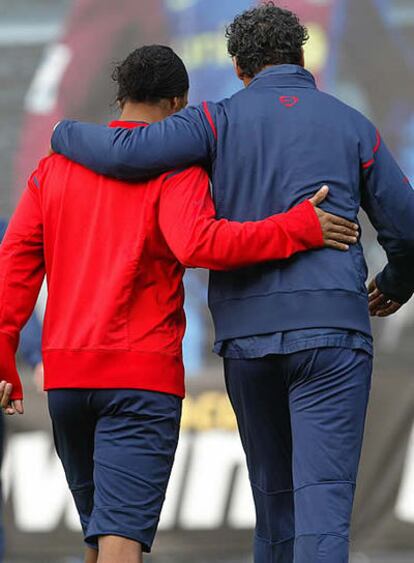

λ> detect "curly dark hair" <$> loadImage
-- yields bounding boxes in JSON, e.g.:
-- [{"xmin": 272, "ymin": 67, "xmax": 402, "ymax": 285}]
[
  {"xmin": 226, "ymin": 2, "xmax": 309, "ymax": 78},
  {"xmin": 112, "ymin": 45, "xmax": 189, "ymax": 106}
]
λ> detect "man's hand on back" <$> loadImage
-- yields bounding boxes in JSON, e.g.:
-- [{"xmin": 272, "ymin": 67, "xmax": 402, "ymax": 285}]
[{"xmin": 310, "ymin": 186, "xmax": 359, "ymax": 251}]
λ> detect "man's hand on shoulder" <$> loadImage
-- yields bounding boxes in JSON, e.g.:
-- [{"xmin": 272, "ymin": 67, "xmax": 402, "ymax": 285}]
[{"xmin": 309, "ymin": 186, "xmax": 359, "ymax": 251}]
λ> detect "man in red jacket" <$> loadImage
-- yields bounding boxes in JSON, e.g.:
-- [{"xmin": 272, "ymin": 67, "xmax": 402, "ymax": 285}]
[{"xmin": 0, "ymin": 46, "xmax": 357, "ymax": 563}]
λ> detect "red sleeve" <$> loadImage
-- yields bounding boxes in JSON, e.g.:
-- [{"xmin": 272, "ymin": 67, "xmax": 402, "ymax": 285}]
[
  {"xmin": 0, "ymin": 170, "xmax": 45, "ymax": 400},
  {"xmin": 158, "ymin": 166, "xmax": 323, "ymax": 270}
]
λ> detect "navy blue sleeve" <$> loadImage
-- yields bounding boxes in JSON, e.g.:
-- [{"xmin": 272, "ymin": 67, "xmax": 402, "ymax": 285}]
[
  {"xmin": 51, "ymin": 104, "xmax": 217, "ymax": 179},
  {"xmin": 18, "ymin": 312, "xmax": 42, "ymax": 368},
  {"xmin": 360, "ymin": 128, "xmax": 414, "ymax": 304}
]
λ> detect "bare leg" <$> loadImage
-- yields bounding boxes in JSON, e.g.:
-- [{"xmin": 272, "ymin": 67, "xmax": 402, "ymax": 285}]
[
  {"xmin": 85, "ymin": 546, "xmax": 98, "ymax": 563},
  {"xmin": 98, "ymin": 535, "xmax": 143, "ymax": 563}
]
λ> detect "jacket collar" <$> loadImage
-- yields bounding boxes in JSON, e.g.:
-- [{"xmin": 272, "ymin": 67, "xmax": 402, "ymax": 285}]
[{"xmin": 248, "ymin": 65, "xmax": 317, "ymax": 90}]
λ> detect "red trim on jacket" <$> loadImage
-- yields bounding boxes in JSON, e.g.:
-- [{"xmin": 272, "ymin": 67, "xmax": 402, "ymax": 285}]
[
  {"xmin": 0, "ymin": 121, "xmax": 323, "ymax": 400},
  {"xmin": 362, "ymin": 159, "xmax": 375, "ymax": 170},
  {"xmin": 202, "ymin": 101, "xmax": 217, "ymax": 140},
  {"xmin": 373, "ymin": 129, "xmax": 381, "ymax": 153},
  {"xmin": 362, "ymin": 130, "xmax": 381, "ymax": 170}
]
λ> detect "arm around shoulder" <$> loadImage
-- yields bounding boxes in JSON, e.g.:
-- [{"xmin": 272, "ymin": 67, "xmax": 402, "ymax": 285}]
[
  {"xmin": 52, "ymin": 103, "xmax": 216, "ymax": 179},
  {"xmin": 159, "ymin": 167, "xmax": 325, "ymax": 271}
]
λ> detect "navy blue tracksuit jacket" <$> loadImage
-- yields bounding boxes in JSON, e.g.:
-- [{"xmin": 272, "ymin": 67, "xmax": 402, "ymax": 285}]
[{"xmin": 52, "ymin": 65, "xmax": 414, "ymax": 344}]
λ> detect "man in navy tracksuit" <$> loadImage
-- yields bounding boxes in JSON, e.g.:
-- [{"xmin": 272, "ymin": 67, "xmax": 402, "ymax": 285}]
[{"xmin": 51, "ymin": 5, "xmax": 414, "ymax": 562}]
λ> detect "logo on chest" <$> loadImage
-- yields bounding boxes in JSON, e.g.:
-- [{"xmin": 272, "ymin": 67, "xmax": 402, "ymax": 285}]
[{"xmin": 279, "ymin": 96, "xmax": 299, "ymax": 108}]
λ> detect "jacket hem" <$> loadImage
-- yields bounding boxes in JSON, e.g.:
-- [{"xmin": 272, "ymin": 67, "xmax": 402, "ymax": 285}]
[
  {"xmin": 43, "ymin": 349, "xmax": 185, "ymax": 398},
  {"xmin": 210, "ymin": 289, "xmax": 371, "ymax": 342}
]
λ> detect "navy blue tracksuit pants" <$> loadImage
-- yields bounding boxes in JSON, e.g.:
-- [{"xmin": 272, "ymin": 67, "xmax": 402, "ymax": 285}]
[{"xmin": 224, "ymin": 347, "xmax": 372, "ymax": 563}]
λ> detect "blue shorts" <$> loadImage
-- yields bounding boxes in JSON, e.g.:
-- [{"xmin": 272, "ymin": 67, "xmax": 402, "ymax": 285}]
[{"xmin": 48, "ymin": 389, "xmax": 182, "ymax": 552}]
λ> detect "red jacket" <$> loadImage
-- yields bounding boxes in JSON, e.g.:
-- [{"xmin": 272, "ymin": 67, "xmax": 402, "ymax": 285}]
[{"xmin": 0, "ymin": 122, "xmax": 323, "ymax": 400}]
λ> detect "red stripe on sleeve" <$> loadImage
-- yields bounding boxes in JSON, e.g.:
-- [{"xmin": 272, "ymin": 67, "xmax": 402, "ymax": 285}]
[
  {"xmin": 202, "ymin": 101, "xmax": 218, "ymax": 140},
  {"xmin": 362, "ymin": 130, "xmax": 381, "ymax": 170},
  {"xmin": 362, "ymin": 159, "xmax": 375, "ymax": 170}
]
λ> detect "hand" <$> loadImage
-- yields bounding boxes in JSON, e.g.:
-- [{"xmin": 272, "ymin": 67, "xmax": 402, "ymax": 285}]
[
  {"xmin": 309, "ymin": 186, "xmax": 359, "ymax": 251},
  {"xmin": 368, "ymin": 278, "xmax": 402, "ymax": 317},
  {"xmin": 33, "ymin": 362, "xmax": 45, "ymax": 393},
  {"xmin": 0, "ymin": 380, "xmax": 24, "ymax": 415}
]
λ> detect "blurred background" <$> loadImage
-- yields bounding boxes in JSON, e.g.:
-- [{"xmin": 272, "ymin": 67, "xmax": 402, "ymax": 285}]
[{"xmin": 1, "ymin": 0, "xmax": 414, "ymax": 561}]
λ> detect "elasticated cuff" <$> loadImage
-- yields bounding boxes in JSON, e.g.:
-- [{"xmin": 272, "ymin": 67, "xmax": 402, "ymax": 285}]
[{"xmin": 0, "ymin": 331, "xmax": 23, "ymax": 399}]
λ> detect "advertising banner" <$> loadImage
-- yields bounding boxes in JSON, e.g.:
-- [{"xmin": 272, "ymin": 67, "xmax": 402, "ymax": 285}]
[{"xmin": 4, "ymin": 364, "xmax": 414, "ymax": 558}]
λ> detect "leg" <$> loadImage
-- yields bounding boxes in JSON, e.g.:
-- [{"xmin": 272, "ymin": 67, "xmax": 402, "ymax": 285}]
[
  {"xmin": 85, "ymin": 546, "xmax": 98, "ymax": 563},
  {"xmin": 47, "ymin": 390, "xmax": 98, "ymax": 551},
  {"xmin": 224, "ymin": 357, "xmax": 294, "ymax": 563},
  {"xmin": 85, "ymin": 389, "xmax": 181, "ymax": 555},
  {"xmin": 288, "ymin": 348, "xmax": 372, "ymax": 563},
  {"xmin": 98, "ymin": 536, "xmax": 143, "ymax": 563}
]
